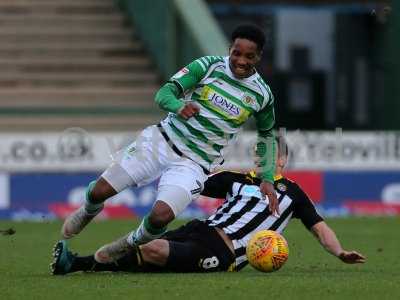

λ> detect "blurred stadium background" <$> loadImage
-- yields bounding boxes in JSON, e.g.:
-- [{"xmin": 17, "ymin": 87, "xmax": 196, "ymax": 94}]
[{"xmin": 0, "ymin": 0, "xmax": 398, "ymax": 221}]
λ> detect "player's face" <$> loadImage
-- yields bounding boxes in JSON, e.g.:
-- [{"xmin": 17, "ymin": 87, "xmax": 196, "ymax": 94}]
[{"xmin": 229, "ymin": 38, "xmax": 261, "ymax": 79}]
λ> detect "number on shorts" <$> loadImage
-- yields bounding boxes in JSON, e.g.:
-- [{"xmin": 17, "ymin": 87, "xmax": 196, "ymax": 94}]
[{"xmin": 202, "ymin": 256, "xmax": 219, "ymax": 269}]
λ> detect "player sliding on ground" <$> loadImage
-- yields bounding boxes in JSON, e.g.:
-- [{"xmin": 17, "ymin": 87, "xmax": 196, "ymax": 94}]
[
  {"xmin": 61, "ymin": 24, "xmax": 279, "ymax": 259},
  {"xmin": 52, "ymin": 137, "xmax": 365, "ymax": 275}
]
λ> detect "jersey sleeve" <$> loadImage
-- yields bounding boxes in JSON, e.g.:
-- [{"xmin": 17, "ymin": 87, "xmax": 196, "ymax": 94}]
[
  {"xmin": 201, "ymin": 171, "xmax": 255, "ymax": 199},
  {"xmin": 154, "ymin": 82, "xmax": 185, "ymax": 113},
  {"xmin": 254, "ymin": 129, "xmax": 275, "ymax": 183},
  {"xmin": 291, "ymin": 183, "xmax": 324, "ymax": 230},
  {"xmin": 254, "ymin": 100, "xmax": 275, "ymax": 132},
  {"xmin": 253, "ymin": 89, "xmax": 276, "ymax": 182},
  {"xmin": 169, "ymin": 57, "xmax": 209, "ymax": 92}
]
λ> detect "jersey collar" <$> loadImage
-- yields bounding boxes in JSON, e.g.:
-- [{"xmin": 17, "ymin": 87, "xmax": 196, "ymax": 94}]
[{"xmin": 274, "ymin": 174, "xmax": 283, "ymax": 181}]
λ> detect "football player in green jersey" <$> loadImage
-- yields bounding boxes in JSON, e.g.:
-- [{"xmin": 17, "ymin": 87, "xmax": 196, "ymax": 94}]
[{"xmin": 61, "ymin": 24, "xmax": 279, "ymax": 264}]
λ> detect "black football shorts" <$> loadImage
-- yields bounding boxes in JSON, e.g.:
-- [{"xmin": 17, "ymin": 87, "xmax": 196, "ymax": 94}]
[{"xmin": 161, "ymin": 219, "xmax": 235, "ymax": 272}]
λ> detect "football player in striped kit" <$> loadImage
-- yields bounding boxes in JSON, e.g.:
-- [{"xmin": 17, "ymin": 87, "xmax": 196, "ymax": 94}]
[
  {"xmin": 52, "ymin": 137, "xmax": 365, "ymax": 275},
  {"xmin": 60, "ymin": 24, "xmax": 280, "ymax": 261}
]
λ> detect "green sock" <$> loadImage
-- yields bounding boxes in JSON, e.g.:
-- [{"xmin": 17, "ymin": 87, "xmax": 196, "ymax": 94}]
[
  {"xmin": 84, "ymin": 180, "xmax": 104, "ymax": 214},
  {"xmin": 144, "ymin": 215, "xmax": 167, "ymax": 235},
  {"xmin": 128, "ymin": 215, "xmax": 167, "ymax": 245}
]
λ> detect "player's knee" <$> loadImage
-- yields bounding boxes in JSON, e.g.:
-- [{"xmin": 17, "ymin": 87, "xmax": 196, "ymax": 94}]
[
  {"xmin": 148, "ymin": 201, "xmax": 175, "ymax": 228},
  {"xmin": 90, "ymin": 178, "xmax": 117, "ymax": 204},
  {"xmin": 141, "ymin": 239, "xmax": 168, "ymax": 264}
]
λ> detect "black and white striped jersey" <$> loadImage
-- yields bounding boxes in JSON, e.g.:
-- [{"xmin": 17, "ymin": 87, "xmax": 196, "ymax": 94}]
[{"xmin": 201, "ymin": 171, "xmax": 323, "ymax": 271}]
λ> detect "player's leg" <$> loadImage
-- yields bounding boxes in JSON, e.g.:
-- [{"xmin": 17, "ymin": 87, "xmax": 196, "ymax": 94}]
[
  {"xmin": 51, "ymin": 239, "xmax": 149, "ymax": 275},
  {"xmin": 94, "ymin": 163, "xmax": 207, "ymax": 263},
  {"xmin": 92, "ymin": 239, "xmax": 219, "ymax": 273},
  {"xmin": 127, "ymin": 129, "xmax": 207, "ymax": 245},
  {"xmin": 93, "ymin": 187, "xmax": 187, "ymax": 263},
  {"xmin": 80, "ymin": 240, "xmax": 170, "ymax": 272},
  {"xmin": 61, "ymin": 163, "xmax": 134, "ymax": 239},
  {"xmin": 139, "ymin": 220, "xmax": 233, "ymax": 272},
  {"xmin": 61, "ymin": 125, "xmax": 163, "ymax": 239},
  {"xmin": 131, "ymin": 162, "xmax": 207, "ymax": 244},
  {"xmin": 128, "ymin": 185, "xmax": 190, "ymax": 244},
  {"xmin": 55, "ymin": 237, "xmax": 217, "ymax": 274}
]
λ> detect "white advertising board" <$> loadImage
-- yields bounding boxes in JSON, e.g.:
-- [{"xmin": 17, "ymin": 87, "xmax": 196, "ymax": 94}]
[
  {"xmin": 224, "ymin": 130, "xmax": 400, "ymax": 170},
  {"xmin": 0, "ymin": 128, "xmax": 137, "ymax": 172},
  {"xmin": 0, "ymin": 173, "xmax": 10, "ymax": 209},
  {"xmin": 0, "ymin": 129, "xmax": 399, "ymax": 171}
]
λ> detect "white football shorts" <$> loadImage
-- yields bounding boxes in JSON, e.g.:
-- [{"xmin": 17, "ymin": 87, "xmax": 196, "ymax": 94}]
[{"xmin": 101, "ymin": 125, "xmax": 208, "ymax": 217}]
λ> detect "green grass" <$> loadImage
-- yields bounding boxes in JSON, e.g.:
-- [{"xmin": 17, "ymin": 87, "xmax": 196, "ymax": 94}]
[{"xmin": 0, "ymin": 218, "xmax": 399, "ymax": 300}]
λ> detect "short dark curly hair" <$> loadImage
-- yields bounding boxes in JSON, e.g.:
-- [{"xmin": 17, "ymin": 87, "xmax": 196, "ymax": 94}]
[{"xmin": 231, "ymin": 24, "xmax": 266, "ymax": 51}]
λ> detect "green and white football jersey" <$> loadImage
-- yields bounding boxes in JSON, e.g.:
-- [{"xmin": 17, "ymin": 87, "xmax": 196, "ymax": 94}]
[{"xmin": 160, "ymin": 55, "xmax": 275, "ymax": 172}]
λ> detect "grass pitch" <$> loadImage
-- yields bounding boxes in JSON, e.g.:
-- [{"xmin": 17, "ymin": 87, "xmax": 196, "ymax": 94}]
[{"xmin": 0, "ymin": 217, "xmax": 399, "ymax": 300}]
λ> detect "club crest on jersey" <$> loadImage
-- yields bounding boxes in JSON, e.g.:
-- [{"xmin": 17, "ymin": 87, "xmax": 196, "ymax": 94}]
[
  {"xmin": 241, "ymin": 92, "xmax": 257, "ymax": 109},
  {"xmin": 172, "ymin": 67, "xmax": 189, "ymax": 79},
  {"xmin": 276, "ymin": 183, "xmax": 287, "ymax": 192}
]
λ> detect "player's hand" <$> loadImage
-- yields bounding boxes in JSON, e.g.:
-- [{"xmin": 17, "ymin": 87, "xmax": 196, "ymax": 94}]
[
  {"xmin": 178, "ymin": 103, "xmax": 200, "ymax": 119},
  {"xmin": 338, "ymin": 250, "xmax": 366, "ymax": 264},
  {"xmin": 260, "ymin": 181, "xmax": 280, "ymax": 216}
]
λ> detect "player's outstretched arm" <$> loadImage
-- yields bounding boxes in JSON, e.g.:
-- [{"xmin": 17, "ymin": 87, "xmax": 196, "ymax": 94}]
[
  {"xmin": 310, "ymin": 221, "xmax": 366, "ymax": 264},
  {"xmin": 254, "ymin": 102, "xmax": 278, "ymax": 215}
]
